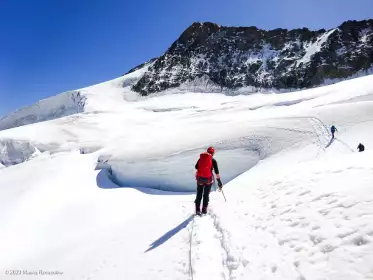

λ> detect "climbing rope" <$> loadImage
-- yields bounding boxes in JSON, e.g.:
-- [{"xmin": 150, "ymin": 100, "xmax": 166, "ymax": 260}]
[{"xmin": 188, "ymin": 215, "xmax": 195, "ymax": 280}]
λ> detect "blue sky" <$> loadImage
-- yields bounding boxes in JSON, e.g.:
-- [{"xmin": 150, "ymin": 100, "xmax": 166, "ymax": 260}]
[{"xmin": 1, "ymin": 0, "xmax": 372, "ymax": 116}]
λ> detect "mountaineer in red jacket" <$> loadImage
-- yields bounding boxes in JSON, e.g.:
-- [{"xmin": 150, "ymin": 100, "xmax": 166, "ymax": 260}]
[{"xmin": 194, "ymin": 146, "xmax": 223, "ymax": 215}]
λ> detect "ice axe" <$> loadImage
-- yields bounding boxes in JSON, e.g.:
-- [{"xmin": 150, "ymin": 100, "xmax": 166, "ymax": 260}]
[
  {"xmin": 213, "ymin": 174, "xmax": 226, "ymax": 202},
  {"xmin": 219, "ymin": 188, "xmax": 227, "ymax": 202}
]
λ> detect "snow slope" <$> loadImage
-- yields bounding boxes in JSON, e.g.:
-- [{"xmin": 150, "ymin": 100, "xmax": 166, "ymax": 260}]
[
  {"xmin": 295, "ymin": 28, "xmax": 337, "ymax": 67},
  {"xmin": 0, "ymin": 64, "xmax": 150, "ymax": 131},
  {"xmin": 0, "ymin": 90, "xmax": 86, "ymax": 131},
  {"xmin": 1, "ymin": 72, "xmax": 373, "ymax": 279}
]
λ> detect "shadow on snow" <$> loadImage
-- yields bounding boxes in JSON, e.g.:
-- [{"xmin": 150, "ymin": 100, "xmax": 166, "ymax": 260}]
[
  {"xmin": 325, "ymin": 137, "xmax": 335, "ymax": 148},
  {"xmin": 145, "ymin": 215, "xmax": 194, "ymax": 253}
]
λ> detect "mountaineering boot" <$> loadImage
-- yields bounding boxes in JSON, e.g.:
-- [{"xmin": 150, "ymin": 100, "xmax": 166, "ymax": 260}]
[
  {"xmin": 195, "ymin": 204, "xmax": 201, "ymax": 216},
  {"xmin": 202, "ymin": 206, "xmax": 207, "ymax": 214}
]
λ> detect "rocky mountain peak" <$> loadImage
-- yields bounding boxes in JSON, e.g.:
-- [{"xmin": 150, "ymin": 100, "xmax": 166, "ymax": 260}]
[
  {"xmin": 169, "ymin": 22, "xmax": 221, "ymax": 53},
  {"xmin": 131, "ymin": 19, "xmax": 373, "ymax": 95}
]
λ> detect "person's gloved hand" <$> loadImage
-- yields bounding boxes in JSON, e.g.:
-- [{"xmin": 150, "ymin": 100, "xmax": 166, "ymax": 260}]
[{"xmin": 217, "ymin": 179, "xmax": 223, "ymax": 190}]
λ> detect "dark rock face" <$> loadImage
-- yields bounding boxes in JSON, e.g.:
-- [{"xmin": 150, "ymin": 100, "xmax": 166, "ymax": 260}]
[{"xmin": 132, "ymin": 20, "xmax": 373, "ymax": 95}]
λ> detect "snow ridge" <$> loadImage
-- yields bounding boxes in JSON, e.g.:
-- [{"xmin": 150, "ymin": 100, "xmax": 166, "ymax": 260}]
[{"xmin": 0, "ymin": 91, "xmax": 86, "ymax": 131}]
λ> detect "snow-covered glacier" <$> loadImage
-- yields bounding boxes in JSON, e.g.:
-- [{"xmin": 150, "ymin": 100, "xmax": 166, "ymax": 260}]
[{"xmin": 1, "ymin": 66, "xmax": 373, "ymax": 280}]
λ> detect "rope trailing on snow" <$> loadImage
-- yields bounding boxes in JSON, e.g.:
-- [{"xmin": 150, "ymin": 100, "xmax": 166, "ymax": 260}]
[{"xmin": 188, "ymin": 215, "xmax": 195, "ymax": 280}]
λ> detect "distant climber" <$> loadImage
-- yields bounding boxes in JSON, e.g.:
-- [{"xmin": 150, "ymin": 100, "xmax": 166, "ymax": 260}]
[
  {"xmin": 331, "ymin": 125, "xmax": 338, "ymax": 139},
  {"xmin": 357, "ymin": 143, "xmax": 365, "ymax": 152},
  {"xmin": 194, "ymin": 147, "xmax": 223, "ymax": 215}
]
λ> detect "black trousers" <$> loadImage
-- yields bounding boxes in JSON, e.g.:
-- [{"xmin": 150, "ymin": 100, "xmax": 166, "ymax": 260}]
[{"xmin": 195, "ymin": 184, "xmax": 212, "ymax": 209}]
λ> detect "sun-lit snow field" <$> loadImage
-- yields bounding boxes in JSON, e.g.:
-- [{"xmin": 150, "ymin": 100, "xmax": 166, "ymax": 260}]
[{"xmin": 1, "ymin": 68, "xmax": 373, "ymax": 279}]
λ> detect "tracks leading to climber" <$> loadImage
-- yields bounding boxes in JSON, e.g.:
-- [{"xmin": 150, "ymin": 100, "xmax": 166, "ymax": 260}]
[
  {"xmin": 188, "ymin": 215, "xmax": 195, "ymax": 280},
  {"xmin": 188, "ymin": 205, "xmax": 244, "ymax": 280}
]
